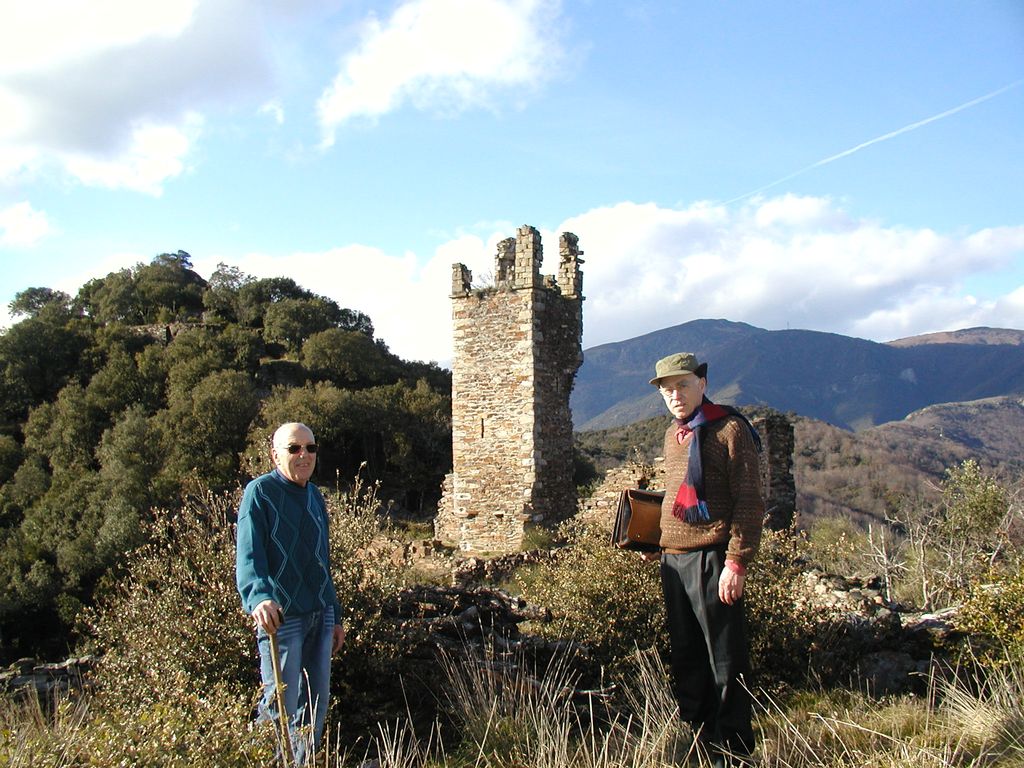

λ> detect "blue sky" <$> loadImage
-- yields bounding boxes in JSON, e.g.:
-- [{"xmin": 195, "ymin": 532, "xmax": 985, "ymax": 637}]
[{"xmin": 2, "ymin": 0, "xmax": 1023, "ymax": 365}]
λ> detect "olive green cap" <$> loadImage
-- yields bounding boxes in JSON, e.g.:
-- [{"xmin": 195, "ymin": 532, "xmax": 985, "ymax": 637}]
[{"xmin": 649, "ymin": 352, "xmax": 708, "ymax": 386}]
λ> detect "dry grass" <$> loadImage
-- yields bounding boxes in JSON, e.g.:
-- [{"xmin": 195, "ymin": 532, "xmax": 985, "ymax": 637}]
[{"xmin": 5, "ymin": 650, "xmax": 1024, "ymax": 767}]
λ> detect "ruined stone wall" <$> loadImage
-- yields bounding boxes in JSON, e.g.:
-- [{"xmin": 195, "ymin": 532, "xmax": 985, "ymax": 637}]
[
  {"xmin": 530, "ymin": 232, "xmax": 584, "ymax": 523},
  {"xmin": 751, "ymin": 411, "xmax": 796, "ymax": 530},
  {"xmin": 435, "ymin": 226, "xmax": 584, "ymax": 552}
]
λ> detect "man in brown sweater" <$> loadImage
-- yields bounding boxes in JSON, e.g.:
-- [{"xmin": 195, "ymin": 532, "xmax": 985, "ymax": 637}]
[{"xmin": 648, "ymin": 352, "xmax": 764, "ymax": 767}]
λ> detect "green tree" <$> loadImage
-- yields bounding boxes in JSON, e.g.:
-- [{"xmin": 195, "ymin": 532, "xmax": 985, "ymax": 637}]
[
  {"xmin": 88, "ymin": 406, "xmax": 168, "ymax": 561},
  {"xmin": 253, "ymin": 379, "xmax": 450, "ymax": 507},
  {"xmin": 162, "ymin": 327, "xmax": 236, "ymax": 407},
  {"xmin": 0, "ymin": 434, "xmax": 19, "ymax": 487},
  {"xmin": 0, "ymin": 410, "xmax": 170, "ymax": 659},
  {"xmin": 1, "ymin": 468, "xmax": 102, "ymax": 636},
  {"xmin": 0, "ymin": 311, "xmax": 91, "ymax": 423},
  {"xmin": 0, "ymin": 456, "xmax": 50, "ymax": 527},
  {"xmin": 75, "ymin": 269, "xmax": 144, "ymax": 324},
  {"xmin": 334, "ymin": 306, "xmax": 374, "ymax": 337},
  {"xmin": 302, "ymin": 327, "xmax": 393, "ymax": 386},
  {"xmin": 219, "ymin": 324, "xmax": 264, "ymax": 373},
  {"xmin": 133, "ymin": 342, "xmax": 170, "ymax": 412},
  {"xmin": 360, "ymin": 379, "xmax": 451, "ymax": 510},
  {"xmin": 154, "ymin": 250, "xmax": 194, "ymax": 270},
  {"xmin": 159, "ymin": 370, "xmax": 259, "ymax": 492},
  {"xmin": 8, "ymin": 287, "xmax": 72, "ymax": 318},
  {"xmin": 895, "ymin": 459, "xmax": 1012, "ymax": 610},
  {"xmin": 249, "ymin": 382, "xmax": 361, "ymax": 482},
  {"xmin": 235, "ymin": 276, "xmax": 311, "ymax": 327},
  {"xmin": 89, "ymin": 322, "xmax": 155, "ymax": 360},
  {"xmin": 135, "ymin": 251, "xmax": 206, "ymax": 322},
  {"xmin": 263, "ymin": 298, "xmax": 336, "ymax": 354},
  {"xmin": 23, "ymin": 386, "xmax": 99, "ymax": 477},
  {"xmin": 86, "ymin": 347, "xmax": 147, "ymax": 416},
  {"xmin": 202, "ymin": 263, "xmax": 251, "ymax": 323}
]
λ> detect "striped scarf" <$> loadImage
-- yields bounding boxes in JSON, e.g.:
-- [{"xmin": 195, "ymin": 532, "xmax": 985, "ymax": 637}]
[{"xmin": 671, "ymin": 398, "xmax": 762, "ymax": 523}]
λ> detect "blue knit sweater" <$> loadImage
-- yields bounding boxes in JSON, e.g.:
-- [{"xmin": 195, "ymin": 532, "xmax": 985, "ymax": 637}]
[{"xmin": 235, "ymin": 469, "xmax": 343, "ymax": 624}]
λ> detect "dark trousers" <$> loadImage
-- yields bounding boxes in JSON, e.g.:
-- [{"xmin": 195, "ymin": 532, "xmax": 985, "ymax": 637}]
[{"xmin": 660, "ymin": 549, "xmax": 755, "ymax": 756}]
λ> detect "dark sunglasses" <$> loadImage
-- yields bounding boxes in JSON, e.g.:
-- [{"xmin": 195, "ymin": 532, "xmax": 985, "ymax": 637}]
[{"xmin": 283, "ymin": 443, "xmax": 318, "ymax": 455}]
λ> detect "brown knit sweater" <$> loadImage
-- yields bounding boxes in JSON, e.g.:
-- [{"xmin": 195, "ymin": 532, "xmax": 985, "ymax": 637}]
[{"xmin": 658, "ymin": 415, "xmax": 764, "ymax": 566}]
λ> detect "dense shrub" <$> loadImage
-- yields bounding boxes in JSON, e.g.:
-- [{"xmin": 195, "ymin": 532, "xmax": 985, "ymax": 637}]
[
  {"xmin": 323, "ymin": 476, "xmax": 424, "ymax": 740},
  {"xmin": 515, "ymin": 518, "xmax": 665, "ymax": 672},
  {"xmin": 744, "ymin": 526, "xmax": 825, "ymax": 689},
  {"xmin": 517, "ymin": 519, "xmax": 828, "ymax": 693},
  {"xmin": 512, "ymin": 518, "xmax": 839, "ymax": 696},
  {"xmin": 956, "ymin": 568, "xmax": 1024, "ymax": 669},
  {"xmin": 82, "ymin": 491, "xmax": 254, "ymax": 710}
]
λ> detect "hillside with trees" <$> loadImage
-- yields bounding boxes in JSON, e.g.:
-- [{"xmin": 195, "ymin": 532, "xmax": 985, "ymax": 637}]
[
  {"xmin": 0, "ymin": 251, "xmax": 452, "ymax": 662},
  {"xmin": 575, "ymin": 395, "xmax": 1024, "ymax": 530}
]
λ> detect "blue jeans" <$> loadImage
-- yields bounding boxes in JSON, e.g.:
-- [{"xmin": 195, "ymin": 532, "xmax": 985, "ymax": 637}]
[{"xmin": 256, "ymin": 607, "xmax": 334, "ymax": 765}]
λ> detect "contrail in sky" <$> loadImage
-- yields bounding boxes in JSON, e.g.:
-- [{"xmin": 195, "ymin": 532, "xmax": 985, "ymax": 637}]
[{"xmin": 726, "ymin": 79, "xmax": 1024, "ymax": 205}]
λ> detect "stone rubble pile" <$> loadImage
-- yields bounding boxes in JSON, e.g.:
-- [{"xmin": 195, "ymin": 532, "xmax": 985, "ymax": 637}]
[
  {"xmin": 0, "ymin": 656, "xmax": 95, "ymax": 699},
  {"xmin": 795, "ymin": 568, "xmax": 963, "ymax": 695}
]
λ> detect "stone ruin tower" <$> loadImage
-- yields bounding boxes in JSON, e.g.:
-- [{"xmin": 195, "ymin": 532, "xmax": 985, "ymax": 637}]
[{"xmin": 435, "ymin": 225, "xmax": 584, "ymax": 552}]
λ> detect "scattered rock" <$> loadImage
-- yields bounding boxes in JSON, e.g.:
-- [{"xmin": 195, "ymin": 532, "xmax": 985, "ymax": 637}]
[{"xmin": 0, "ymin": 655, "xmax": 96, "ymax": 698}]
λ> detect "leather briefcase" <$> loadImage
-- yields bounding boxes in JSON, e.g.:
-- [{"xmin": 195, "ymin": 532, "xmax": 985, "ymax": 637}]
[{"xmin": 611, "ymin": 488, "xmax": 665, "ymax": 552}]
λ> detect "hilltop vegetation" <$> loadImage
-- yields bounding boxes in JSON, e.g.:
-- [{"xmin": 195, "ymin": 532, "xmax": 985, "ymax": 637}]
[{"xmin": 0, "ymin": 251, "xmax": 452, "ymax": 661}]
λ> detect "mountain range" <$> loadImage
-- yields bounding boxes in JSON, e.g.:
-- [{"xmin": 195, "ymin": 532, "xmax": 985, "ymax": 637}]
[{"xmin": 571, "ymin": 320, "xmax": 1024, "ymax": 432}]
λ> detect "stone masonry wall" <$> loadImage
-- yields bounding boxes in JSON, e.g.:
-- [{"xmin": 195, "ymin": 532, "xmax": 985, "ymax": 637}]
[
  {"xmin": 751, "ymin": 410, "xmax": 796, "ymax": 530},
  {"xmin": 436, "ymin": 226, "xmax": 584, "ymax": 552}
]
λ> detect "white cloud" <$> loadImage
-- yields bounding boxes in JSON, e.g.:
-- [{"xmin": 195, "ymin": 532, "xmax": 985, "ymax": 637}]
[
  {"xmin": 316, "ymin": 0, "xmax": 564, "ymax": 146},
  {"xmin": 0, "ymin": 2, "xmax": 198, "ymax": 74},
  {"xmin": 0, "ymin": 202, "xmax": 53, "ymax": 247},
  {"xmin": 0, "ymin": 0, "xmax": 270, "ymax": 193},
  {"xmin": 752, "ymin": 193, "xmax": 851, "ymax": 230},
  {"xmin": 259, "ymin": 101, "xmax": 286, "ymax": 126},
  {"xmin": 63, "ymin": 114, "xmax": 203, "ymax": 196},
  {"xmin": 553, "ymin": 197, "xmax": 1024, "ymax": 349},
  {"xmin": 995, "ymin": 284, "xmax": 1024, "ymax": 318}
]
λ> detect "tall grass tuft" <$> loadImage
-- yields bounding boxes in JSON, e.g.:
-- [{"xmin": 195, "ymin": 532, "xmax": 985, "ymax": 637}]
[
  {"xmin": 939, "ymin": 653, "xmax": 1024, "ymax": 763},
  {"xmin": 432, "ymin": 644, "xmax": 699, "ymax": 768},
  {"xmin": 0, "ymin": 693, "xmax": 89, "ymax": 768}
]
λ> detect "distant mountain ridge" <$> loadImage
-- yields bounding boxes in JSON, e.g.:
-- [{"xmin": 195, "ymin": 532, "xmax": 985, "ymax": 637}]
[
  {"xmin": 572, "ymin": 321, "xmax": 1024, "ymax": 431},
  {"xmin": 887, "ymin": 327, "xmax": 1024, "ymax": 347}
]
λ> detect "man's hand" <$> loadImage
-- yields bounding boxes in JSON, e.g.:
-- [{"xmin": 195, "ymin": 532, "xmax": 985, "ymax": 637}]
[
  {"xmin": 640, "ymin": 550, "xmax": 661, "ymax": 563},
  {"xmin": 253, "ymin": 599, "xmax": 284, "ymax": 634},
  {"xmin": 718, "ymin": 567, "xmax": 745, "ymax": 606},
  {"xmin": 331, "ymin": 624, "xmax": 346, "ymax": 655}
]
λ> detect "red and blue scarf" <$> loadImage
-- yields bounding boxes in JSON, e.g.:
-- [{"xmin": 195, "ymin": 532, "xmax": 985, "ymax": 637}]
[{"xmin": 671, "ymin": 397, "xmax": 762, "ymax": 523}]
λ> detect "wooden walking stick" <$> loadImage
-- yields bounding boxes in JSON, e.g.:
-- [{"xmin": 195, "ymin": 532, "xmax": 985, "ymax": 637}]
[{"xmin": 268, "ymin": 632, "xmax": 294, "ymax": 766}]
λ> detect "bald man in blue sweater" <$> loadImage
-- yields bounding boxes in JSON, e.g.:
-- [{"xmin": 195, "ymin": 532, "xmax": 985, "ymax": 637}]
[{"xmin": 236, "ymin": 422, "xmax": 345, "ymax": 765}]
